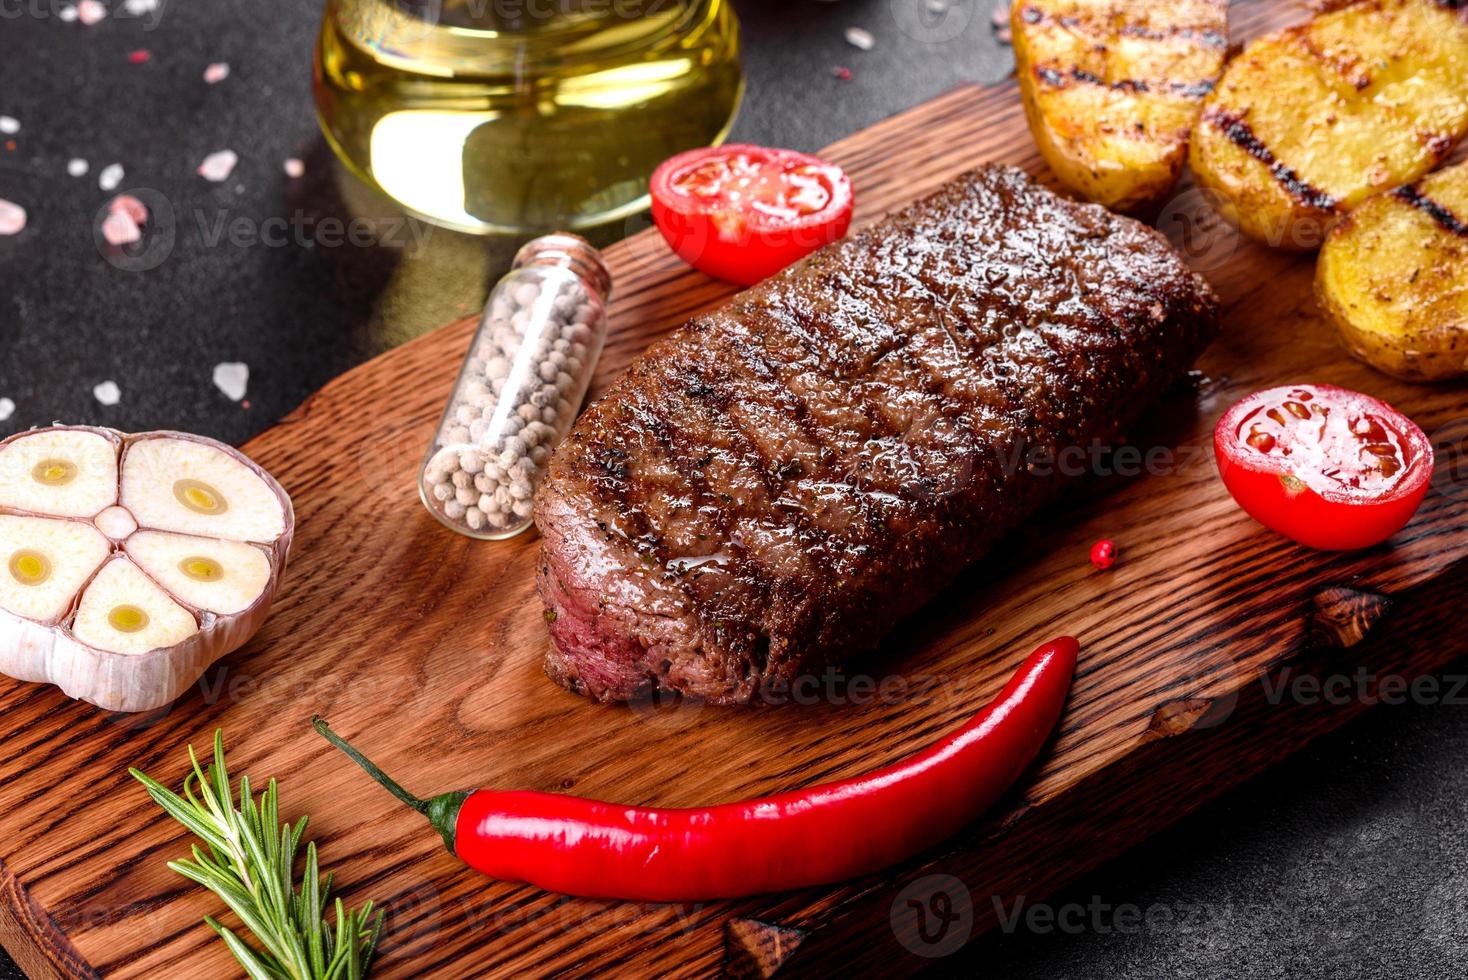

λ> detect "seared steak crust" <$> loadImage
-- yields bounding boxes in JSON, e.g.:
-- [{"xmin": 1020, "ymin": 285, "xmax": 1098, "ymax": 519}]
[{"xmin": 535, "ymin": 165, "xmax": 1220, "ymax": 703}]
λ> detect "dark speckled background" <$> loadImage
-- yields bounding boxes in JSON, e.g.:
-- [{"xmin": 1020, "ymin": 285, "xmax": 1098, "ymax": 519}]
[{"xmin": 3, "ymin": 1, "xmax": 1468, "ymax": 977}]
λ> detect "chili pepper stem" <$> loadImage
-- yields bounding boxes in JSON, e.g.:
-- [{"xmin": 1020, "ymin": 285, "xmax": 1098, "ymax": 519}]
[{"xmin": 311, "ymin": 716, "xmax": 467, "ymax": 853}]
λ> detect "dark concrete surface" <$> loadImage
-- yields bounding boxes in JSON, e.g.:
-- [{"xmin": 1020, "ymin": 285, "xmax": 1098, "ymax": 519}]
[{"xmin": 1, "ymin": 1, "xmax": 1465, "ymax": 977}]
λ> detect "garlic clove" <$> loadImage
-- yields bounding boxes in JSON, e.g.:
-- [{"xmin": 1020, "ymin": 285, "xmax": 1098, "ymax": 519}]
[
  {"xmin": 94, "ymin": 504, "xmax": 138, "ymax": 541},
  {"xmin": 0, "ymin": 515, "xmax": 112, "ymax": 624},
  {"xmin": 0, "ymin": 428, "xmax": 119, "ymax": 518},
  {"xmin": 72, "ymin": 557, "xmax": 198, "ymax": 654},
  {"xmin": 125, "ymin": 530, "xmax": 271, "ymax": 616},
  {"xmin": 120, "ymin": 436, "xmax": 287, "ymax": 543}
]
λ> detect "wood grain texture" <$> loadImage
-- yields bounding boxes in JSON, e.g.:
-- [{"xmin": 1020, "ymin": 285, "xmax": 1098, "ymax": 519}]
[
  {"xmin": 725, "ymin": 919, "xmax": 807, "ymax": 979},
  {"xmin": 3, "ymin": 2, "xmax": 1468, "ymax": 976}
]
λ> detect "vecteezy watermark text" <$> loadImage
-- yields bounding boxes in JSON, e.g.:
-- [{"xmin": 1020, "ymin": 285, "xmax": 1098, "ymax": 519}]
[
  {"xmin": 1, "ymin": 0, "xmax": 167, "ymax": 29},
  {"xmin": 1261, "ymin": 668, "xmax": 1468, "ymax": 709},
  {"xmin": 195, "ymin": 208, "xmax": 434, "ymax": 254},
  {"xmin": 97, "ymin": 192, "xmax": 438, "ymax": 271},
  {"xmin": 991, "ymin": 894, "xmax": 1293, "ymax": 936}
]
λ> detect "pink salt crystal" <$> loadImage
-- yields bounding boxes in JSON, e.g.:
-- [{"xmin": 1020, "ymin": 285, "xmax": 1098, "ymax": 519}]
[
  {"xmin": 101, "ymin": 210, "xmax": 141, "ymax": 246},
  {"xmin": 283, "ymin": 157, "xmax": 304, "ymax": 178},
  {"xmin": 833, "ymin": 66, "xmax": 853, "ymax": 81},
  {"xmin": 203, "ymin": 62, "xmax": 230, "ymax": 84},
  {"xmin": 212, "ymin": 362, "xmax": 249, "ymax": 402},
  {"xmin": 108, "ymin": 193, "xmax": 148, "ymax": 223},
  {"xmin": 197, "ymin": 149, "xmax": 238, "ymax": 182},
  {"xmin": 77, "ymin": 0, "xmax": 106, "ymax": 25},
  {"xmin": 0, "ymin": 199, "xmax": 25, "ymax": 236}
]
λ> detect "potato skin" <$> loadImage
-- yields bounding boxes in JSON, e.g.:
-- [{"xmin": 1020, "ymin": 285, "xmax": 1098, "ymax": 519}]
[
  {"xmin": 1191, "ymin": 0, "xmax": 1468, "ymax": 250},
  {"xmin": 1317, "ymin": 161, "xmax": 1468, "ymax": 381},
  {"xmin": 1011, "ymin": 0, "xmax": 1228, "ymax": 213}
]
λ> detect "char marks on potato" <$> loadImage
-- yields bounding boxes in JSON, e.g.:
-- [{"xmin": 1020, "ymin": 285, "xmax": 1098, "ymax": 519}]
[
  {"xmin": 1011, "ymin": 0, "xmax": 1229, "ymax": 212},
  {"xmin": 1317, "ymin": 160, "xmax": 1468, "ymax": 380},
  {"xmin": 1190, "ymin": 0, "xmax": 1468, "ymax": 249}
]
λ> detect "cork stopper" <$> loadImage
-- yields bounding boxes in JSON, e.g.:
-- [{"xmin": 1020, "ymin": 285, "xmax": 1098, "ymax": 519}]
[{"xmin": 512, "ymin": 233, "xmax": 613, "ymax": 304}]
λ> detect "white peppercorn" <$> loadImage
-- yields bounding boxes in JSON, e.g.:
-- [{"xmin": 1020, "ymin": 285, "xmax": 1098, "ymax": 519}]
[{"xmin": 417, "ymin": 233, "xmax": 611, "ymax": 540}]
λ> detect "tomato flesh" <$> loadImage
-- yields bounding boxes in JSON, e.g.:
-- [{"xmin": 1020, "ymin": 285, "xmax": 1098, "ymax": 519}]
[
  {"xmin": 1214, "ymin": 385, "xmax": 1433, "ymax": 550},
  {"xmin": 650, "ymin": 144, "xmax": 854, "ymax": 286}
]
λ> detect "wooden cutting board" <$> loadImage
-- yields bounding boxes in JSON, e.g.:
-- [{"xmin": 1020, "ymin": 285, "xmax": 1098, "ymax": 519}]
[{"xmin": 5, "ymin": 2, "xmax": 1468, "ymax": 976}]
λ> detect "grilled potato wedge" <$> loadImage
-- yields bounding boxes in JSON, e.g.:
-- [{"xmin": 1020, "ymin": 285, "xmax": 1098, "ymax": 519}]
[
  {"xmin": 1191, "ymin": 0, "xmax": 1468, "ymax": 250},
  {"xmin": 1317, "ymin": 161, "xmax": 1468, "ymax": 380},
  {"xmin": 1011, "ymin": 0, "xmax": 1229, "ymax": 212}
]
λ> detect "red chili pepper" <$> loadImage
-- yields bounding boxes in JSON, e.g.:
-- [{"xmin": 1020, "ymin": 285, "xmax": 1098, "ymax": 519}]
[{"xmin": 312, "ymin": 636, "xmax": 1076, "ymax": 902}]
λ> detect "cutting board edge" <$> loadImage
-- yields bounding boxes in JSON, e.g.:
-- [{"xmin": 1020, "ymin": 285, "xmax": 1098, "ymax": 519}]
[{"xmin": 0, "ymin": 856, "xmax": 93, "ymax": 980}]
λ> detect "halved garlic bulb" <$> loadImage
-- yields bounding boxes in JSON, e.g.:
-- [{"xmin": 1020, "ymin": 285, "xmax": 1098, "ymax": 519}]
[{"xmin": 0, "ymin": 426, "xmax": 293, "ymax": 712}]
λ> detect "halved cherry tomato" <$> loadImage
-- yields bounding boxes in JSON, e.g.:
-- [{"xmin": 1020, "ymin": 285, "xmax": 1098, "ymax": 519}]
[
  {"xmin": 1214, "ymin": 384, "xmax": 1434, "ymax": 551},
  {"xmin": 649, "ymin": 144, "xmax": 854, "ymax": 286}
]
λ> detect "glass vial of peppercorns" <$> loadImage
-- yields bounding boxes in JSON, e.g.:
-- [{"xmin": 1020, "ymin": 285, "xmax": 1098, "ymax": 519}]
[{"xmin": 419, "ymin": 233, "xmax": 612, "ymax": 539}]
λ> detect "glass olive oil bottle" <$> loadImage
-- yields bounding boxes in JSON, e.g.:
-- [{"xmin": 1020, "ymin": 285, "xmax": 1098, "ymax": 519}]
[{"xmin": 314, "ymin": 0, "xmax": 743, "ymax": 234}]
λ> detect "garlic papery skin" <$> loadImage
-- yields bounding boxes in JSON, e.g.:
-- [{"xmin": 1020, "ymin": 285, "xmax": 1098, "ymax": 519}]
[{"xmin": 0, "ymin": 426, "xmax": 293, "ymax": 712}]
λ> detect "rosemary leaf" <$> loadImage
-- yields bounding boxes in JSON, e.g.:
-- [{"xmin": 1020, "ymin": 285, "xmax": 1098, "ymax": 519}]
[
  {"xmin": 131, "ymin": 730, "xmax": 383, "ymax": 980},
  {"xmin": 208, "ymin": 917, "xmax": 286, "ymax": 980}
]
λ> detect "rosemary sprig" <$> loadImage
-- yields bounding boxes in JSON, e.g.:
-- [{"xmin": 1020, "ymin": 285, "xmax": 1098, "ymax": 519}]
[{"xmin": 131, "ymin": 730, "xmax": 383, "ymax": 980}]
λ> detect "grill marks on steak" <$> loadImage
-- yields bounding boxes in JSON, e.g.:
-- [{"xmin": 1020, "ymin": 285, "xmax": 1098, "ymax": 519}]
[{"xmin": 535, "ymin": 165, "xmax": 1221, "ymax": 703}]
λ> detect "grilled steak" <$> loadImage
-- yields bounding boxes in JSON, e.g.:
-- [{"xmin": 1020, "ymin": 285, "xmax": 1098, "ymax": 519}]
[{"xmin": 534, "ymin": 165, "xmax": 1220, "ymax": 703}]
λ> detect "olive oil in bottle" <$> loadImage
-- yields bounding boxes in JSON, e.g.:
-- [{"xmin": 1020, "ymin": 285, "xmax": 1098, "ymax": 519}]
[{"xmin": 313, "ymin": 0, "xmax": 743, "ymax": 234}]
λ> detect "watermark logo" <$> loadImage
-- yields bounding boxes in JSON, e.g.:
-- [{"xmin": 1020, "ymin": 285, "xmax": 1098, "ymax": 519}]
[
  {"xmin": 889, "ymin": 0, "xmax": 976, "ymax": 44},
  {"xmin": 1430, "ymin": 416, "xmax": 1468, "ymax": 503},
  {"xmin": 94, "ymin": 186, "xmax": 175, "ymax": 273},
  {"xmin": 891, "ymin": 873, "xmax": 973, "ymax": 958},
  {"xmin": 1156, "ymin": 186, "xmax": 1240, "ymax": 273},
  {"xmin": 1421, "ymin": 877, "xmax": 1468, "ymax": 954},
  {"xmin": 356, "ymin": 417, "xmax": 439, "ymax": 503},
  {"xmin": 625, "ymin": 684, "xmax": 707, "ymax": 732}
]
